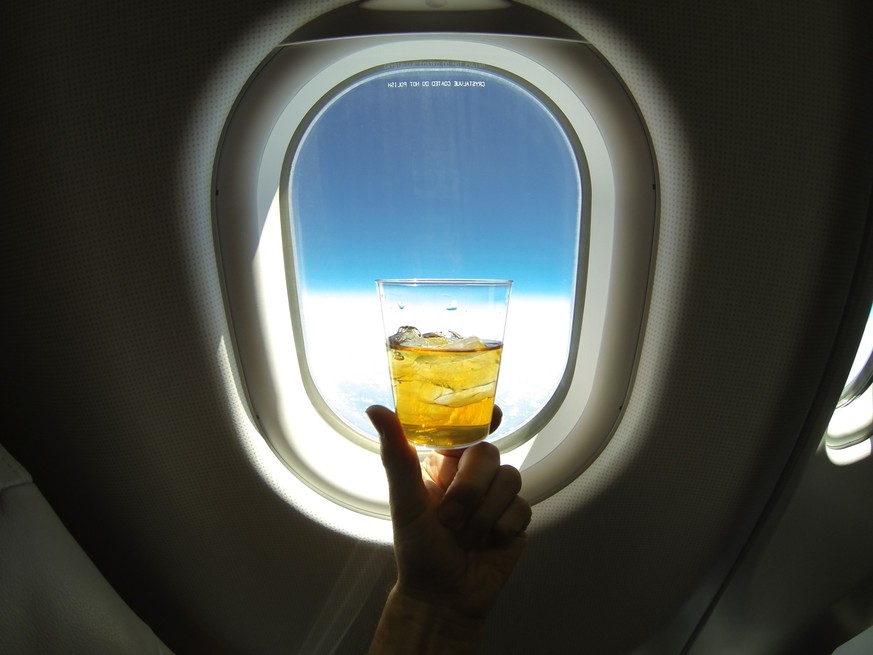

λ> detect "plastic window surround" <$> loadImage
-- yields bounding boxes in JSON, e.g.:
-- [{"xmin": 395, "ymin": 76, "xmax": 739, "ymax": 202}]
[{"xmin": 213, "ymin": 32, "xmax": 657, "ymax": 541}]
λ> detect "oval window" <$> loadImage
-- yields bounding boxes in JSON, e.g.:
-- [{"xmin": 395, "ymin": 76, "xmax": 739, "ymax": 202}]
[{"xmin": 283, "ymin": 63, "xmax": 585, "ymax": 451}]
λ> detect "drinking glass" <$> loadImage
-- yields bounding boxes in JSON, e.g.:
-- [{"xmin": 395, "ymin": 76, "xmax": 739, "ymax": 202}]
[{"xmin": 377, "ymin": 279, "xmax": 512, "ymax": 449}]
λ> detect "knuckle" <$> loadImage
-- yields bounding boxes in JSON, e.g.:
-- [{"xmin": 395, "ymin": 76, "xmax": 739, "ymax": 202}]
[
  {"xmin": 497, "ymin": 465, "xmax": 522, "ymax": 493},
  {"xmin": 468, "ymin": 440, "xmax": 499, "ymax": 461}
]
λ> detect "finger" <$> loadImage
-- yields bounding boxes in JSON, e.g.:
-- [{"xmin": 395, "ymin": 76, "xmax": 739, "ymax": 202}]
[
  {"xmin": 493, "ymin": 496, "xmax": 533, "ymax": 543},
  {"xmin": 490, "ymin": 405, "xmax": 503, "ymax": 434},
  {"xmin": 422, "ymin": 450, "xmax": 460, "ymax": 492},
  {"xmin": 437, "ymin": 442, "xmax": 500, "ymax": 530},
  {"xmin": 462, "ymin": 465, "xmax": 523, "ymax": 545},
  {"xmin": 366, "ymin": 405, "xmax": 430, "ymax": 527}
]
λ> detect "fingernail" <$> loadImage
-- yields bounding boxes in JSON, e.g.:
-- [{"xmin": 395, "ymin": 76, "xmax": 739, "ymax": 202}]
[{"xmin": 365, "ymin": 407, "xmax": 382, "ymax": 434}]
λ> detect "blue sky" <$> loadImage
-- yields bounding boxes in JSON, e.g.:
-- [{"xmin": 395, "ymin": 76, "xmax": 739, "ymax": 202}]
[{"xmin": 289, "ymin": 64, "xmax": 582, "ymax": 298}]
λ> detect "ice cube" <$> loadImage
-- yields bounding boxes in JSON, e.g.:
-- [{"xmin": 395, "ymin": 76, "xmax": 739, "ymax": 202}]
[
  {"xmin": 443, "ymin": 336, "xmax": 487, "ymax": 351},
  {"xmin": 421, "ymin": 330, "xmax": 462, "ymax": 348},
  {"xmin": 392, "ymin": 326, "xmax": 422, "ymax": 346},
  {"xmin": 390, "ymin": 327, "xmax": 484, "ymax": 350},
  {"xmin": 432, "ymin": 381, "xmax": 496, "ymax": 407}
]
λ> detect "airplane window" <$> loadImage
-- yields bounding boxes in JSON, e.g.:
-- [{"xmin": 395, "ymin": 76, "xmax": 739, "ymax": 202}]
[
  {"xmin": 285, "ymin": 63, "xmax": 582, "ymax": 450},
  {"xmin": 212, "ymin": 2, "xmax": 656, "ymax": 540}
]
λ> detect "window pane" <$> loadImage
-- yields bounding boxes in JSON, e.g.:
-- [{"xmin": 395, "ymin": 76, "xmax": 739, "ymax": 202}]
[{"xmin": 286, "ymin": 63, "xmax": 583, "ymax": 444}]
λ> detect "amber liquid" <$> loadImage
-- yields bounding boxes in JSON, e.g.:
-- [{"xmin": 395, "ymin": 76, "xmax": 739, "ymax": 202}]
[{"xmin": 387, "ymin": 336, "xmax": 503, "ymax": 449}]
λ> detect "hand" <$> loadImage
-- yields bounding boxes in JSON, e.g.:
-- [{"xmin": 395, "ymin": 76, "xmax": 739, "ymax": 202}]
[{"xmin": 366, "ymin": 405, "xmax": 531, "ymax": 620}]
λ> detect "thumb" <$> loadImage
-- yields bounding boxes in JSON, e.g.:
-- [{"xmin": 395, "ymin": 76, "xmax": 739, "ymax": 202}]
[{"xmin": 366, "ymin": 405, "xmax": 430, "ymax": 527}]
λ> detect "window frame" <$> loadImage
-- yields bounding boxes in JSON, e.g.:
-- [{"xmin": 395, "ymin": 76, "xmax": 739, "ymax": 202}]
[{"xmin": 213, "ymin": 31, "xmax": 658, "ymax": 540}]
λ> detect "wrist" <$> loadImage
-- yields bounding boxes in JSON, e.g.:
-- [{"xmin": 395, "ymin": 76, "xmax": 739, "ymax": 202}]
[{"xmin": 369, "ymin": 584, "xmax": 486, "ymax": 654}]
